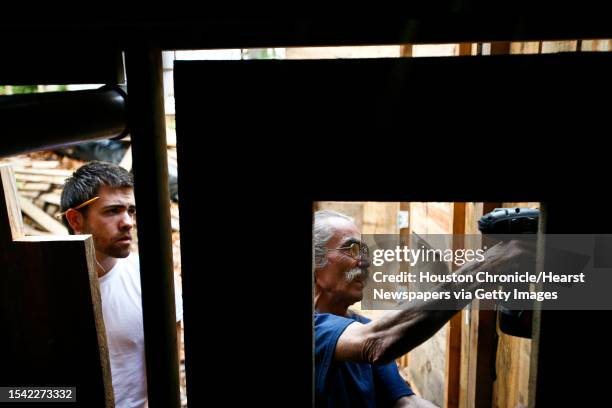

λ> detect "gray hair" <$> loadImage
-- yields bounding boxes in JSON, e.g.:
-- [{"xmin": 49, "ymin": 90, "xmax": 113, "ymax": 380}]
[{"xmin": 313, "ymin": 210, "xmax": 354, "ymax": 269}]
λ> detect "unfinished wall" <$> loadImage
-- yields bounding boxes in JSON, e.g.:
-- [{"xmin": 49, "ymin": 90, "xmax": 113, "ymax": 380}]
[
  {"xmin": 315, "ymin": 201, "xmax": 539, "ymax": 408},
  {"xmin": 459, "ymin": 202, "xmax": 538, "ymax": 408},
  {"xmin": 406, "ymin": 202, "xmax": 454, "ymax": 407}
]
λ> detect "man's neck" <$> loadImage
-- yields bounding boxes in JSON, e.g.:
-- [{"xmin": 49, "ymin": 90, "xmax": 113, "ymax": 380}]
[
  {"xmin": 314, "ymin": 294, "xmax": 350, "ymax": 317},
  {"xmin": 95, "ymin": 252, "xmax": 118, "ymax": 278}
]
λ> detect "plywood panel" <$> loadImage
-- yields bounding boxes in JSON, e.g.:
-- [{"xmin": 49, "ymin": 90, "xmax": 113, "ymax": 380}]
[
  {"xmin": 408, "ymin": 325, "xmax": 449, "ymax": 407},
  {"xmin": 541, "ymin": 40, "xmax": 578, "ymax": 53},
  {"xmin": 410, "ymin": 202, "xmax": 453, "ymax": 235},
  {"xmin": 362, "ymin": 202, "xmax": 399, "ymax": 234},
  {"xmin": 510, "ymin": 42, "xmax": 541, "ymax": 54},
  {"xmin": 410, "ymin": 202, "xmax": 429, "ymax": 234},
  {"xmin": 493, "ymin": 334, "xmax": 531, "ymax": 408},
  {"xmin": 407, "ymin": 201, "xmax": 455, "ymax": 406},
  {"xmin": 0, "ymin": 164, "xmax": 113, "ymax": 407},
  {"xmin": 427, "ymin": 202, "xmax": 453, "ymax": 234},
  {"xmin": 583, "ymin": 40, "xmax": 612, "ymax": 51}
]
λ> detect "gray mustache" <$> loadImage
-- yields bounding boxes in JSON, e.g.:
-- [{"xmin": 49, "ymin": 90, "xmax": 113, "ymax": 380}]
[{"xmin": 345, "ymin": 268, "xmax": 369, "ymax": 283}]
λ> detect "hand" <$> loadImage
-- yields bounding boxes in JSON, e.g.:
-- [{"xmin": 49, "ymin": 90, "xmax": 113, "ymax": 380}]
[
  {"xmin": 394, "ymin": 395, "xmax": 440, "ymax": 408},
  {"xmin": 481, "ymin": 239, "xmax": 536, "ymax": 276}
]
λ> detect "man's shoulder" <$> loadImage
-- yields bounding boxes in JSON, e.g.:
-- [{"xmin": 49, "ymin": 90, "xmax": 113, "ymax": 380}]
[
  {"xmin": 314, "ymin": 311, "xmax": 369, "ymax": 331},
  {"xmin": 314, "ymin": 310, "xmax": 370, "ymax": 322},
  {"xmin": 346, "ymin": 310, "xmax": 371, "ymax": 324},
  {"xmin": 314, "ymin": 312, "xmax": 351, "ymax": 327}
]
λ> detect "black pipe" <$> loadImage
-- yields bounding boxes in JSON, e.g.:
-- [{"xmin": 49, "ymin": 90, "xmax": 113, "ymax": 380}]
[{"xmin": 0, "ymin": 85, "xmax": 128, "ymax": 158}]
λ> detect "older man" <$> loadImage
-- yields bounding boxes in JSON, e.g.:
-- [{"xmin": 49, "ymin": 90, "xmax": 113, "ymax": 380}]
[{"xmin": 313, "ymin": 210, "xmax": 529, "ymax": 407}]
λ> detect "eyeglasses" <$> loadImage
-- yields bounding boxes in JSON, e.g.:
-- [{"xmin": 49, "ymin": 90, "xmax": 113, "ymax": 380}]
[{"xmin": 329, "ymin": 242, "xmax": 370, "ymax": 261}]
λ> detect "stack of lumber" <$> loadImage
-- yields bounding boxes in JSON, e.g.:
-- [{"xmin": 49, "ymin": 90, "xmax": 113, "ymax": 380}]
[
  {"xmin": 0, "ymin": 153, "xmax": 83, "ymax": 235},
  {"xmin": 0, "ymin": 149, "xmax": 181, "ymax": 236}
]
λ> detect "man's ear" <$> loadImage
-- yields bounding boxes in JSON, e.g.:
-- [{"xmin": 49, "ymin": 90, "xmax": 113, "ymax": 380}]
[{"xmin": 65, "ymin": 209, "xmax": 85, "ymax": 234}]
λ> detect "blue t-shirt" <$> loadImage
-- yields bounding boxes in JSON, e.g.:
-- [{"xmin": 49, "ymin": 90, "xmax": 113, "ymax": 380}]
[{"xmin": 315, "ymin": 311, "xmax": 414, "ymax": 407}]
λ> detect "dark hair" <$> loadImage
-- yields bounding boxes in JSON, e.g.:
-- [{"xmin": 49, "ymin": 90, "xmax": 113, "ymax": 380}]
[{"xmin": 60, "ymin": 161, "xmax": 134, "ymax": 233}]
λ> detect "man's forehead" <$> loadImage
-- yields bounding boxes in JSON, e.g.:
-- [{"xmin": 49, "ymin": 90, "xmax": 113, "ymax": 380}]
[
  {"xmin": 327, "ymin": 217, "xmax": 360, "ymax": 245},
  {"xmin": 96, "ymin": 185, "xmax": 135, "ymax": 203}
]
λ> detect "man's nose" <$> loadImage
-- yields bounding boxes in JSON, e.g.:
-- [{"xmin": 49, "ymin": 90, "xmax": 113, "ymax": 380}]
[
  {"xmin": 119, "ymin": 212, "xmax": 134, "ymax": 229},
  {"xmin": 358, "ymin": 257, "xmax": 371, "ymax": 269}
]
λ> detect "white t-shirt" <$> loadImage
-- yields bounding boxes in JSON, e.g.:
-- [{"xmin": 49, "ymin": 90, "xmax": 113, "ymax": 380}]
[{"xmin": 98, "ymin": 253, "xmax": 183, "ymax": 408}]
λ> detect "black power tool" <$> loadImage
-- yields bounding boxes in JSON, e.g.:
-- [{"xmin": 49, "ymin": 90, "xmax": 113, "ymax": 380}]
[
  {"xmin": 478, "ymin": 207, "xmax": 539, "ymax": 235},
  {"xmin": 478, "ymin": 207, "xmax": 539, "ymax": 338}
]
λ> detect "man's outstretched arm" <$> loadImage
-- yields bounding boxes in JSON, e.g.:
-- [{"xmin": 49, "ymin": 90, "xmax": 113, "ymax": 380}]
[{"xmin": 335, "ymin": 240, "xmax": 531, "ymax": 365}]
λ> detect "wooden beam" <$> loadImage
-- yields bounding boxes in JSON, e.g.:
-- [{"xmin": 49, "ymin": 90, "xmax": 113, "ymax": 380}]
[
  {"xmin": 398, "ymin": 201, "xmax": 411, "ymax": 369},
  {"xmin": 472, "ymin": 203, "xmax": 501, "ymax": 408},
  {"xmin": 458, "ymin": 43, "xmax": 473, "ymax": 56},
  {"xmin": 445, "ymin": 202, "xmax": 466, "ymax": 408},
  {"xmin": 458, "ymin": 203, "xmax": 501, "ymax": 408},
  {"xmin": 490, "ymin": 42, "xmax": 511, "ymax": 55},
  {"xmin": 445, "ymin": 312, "xmax": 463, "ymax": 408},
  {"xmin": 0, "ymin": 165, "xmax": 25, "ymax": 243},
  {"xmin": 400, "ymin": 45, "xmax": 413, "ymax": 57}
]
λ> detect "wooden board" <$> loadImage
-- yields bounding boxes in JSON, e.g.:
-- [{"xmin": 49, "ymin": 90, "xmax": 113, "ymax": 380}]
[
  {"xmin": 362, "ymin": 202, "xmax": 399, "ymax": 234},
  {"xmin": 407, "ymin": 201, "xmax": 455, "ymax": 407},
  {"xmin": 408, "ymin": 325, "xmax": 448, "ymax": 407},
  {"xmin": 19, "ymin": 196, "xmax": 68, "ymax": 235},
  {"xmin": 459, "ymin": 203, "xmax": 482, "ymax": 408},
  {"xmin": 444, "ymin": 202, "xmax": 466, "ymax": 408},
  {"xmin": 460, "ymin": 202, "xmax": 534, "ymax": 408},
  {"xmin": 490, "ymin": 202, "xmax": 536, "ymax": 408},
  {"xmin": 459, "ymin": 203, "xmax": 500, "ymax": 408},
  {"xmin": 15, "ymin": 173, "xmax": 70, "ymax": 185},
  {"xmin": 397, "ymin": 201, "xmax": 412, "ymax": 370},
  {"xmin": 0, "ymin": 164, "xmax": 113, "ymax": 407}
]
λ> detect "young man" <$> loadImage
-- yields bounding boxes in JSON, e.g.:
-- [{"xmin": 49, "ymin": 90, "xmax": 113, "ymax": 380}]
[{"xmin": 60, "ymin": 161, "xmax": 183, "ymax": 408}]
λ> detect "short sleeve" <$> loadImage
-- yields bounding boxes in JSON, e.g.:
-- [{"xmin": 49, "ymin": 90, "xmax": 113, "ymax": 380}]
[
  {"xmin": 314, "ymin": 313, "xmax": 355, "ymax": 395},
  {"xmin": 348, "ymin": 311, "xmax": 414, "ymax": 404},
  {"xmin": 373, "ymin": 361, "xmax": 414, "ymax": 405}
]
